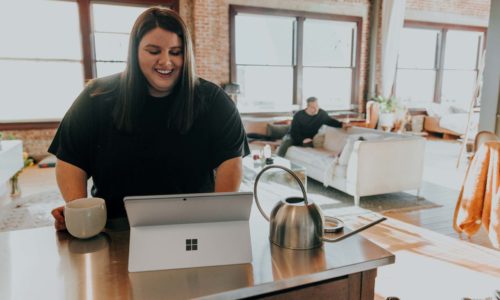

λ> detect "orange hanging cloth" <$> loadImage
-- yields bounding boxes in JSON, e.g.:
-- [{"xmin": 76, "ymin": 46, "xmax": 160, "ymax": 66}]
[{"xmin": 453, "ymin": 141, "xmax": 500, "ymax": 248}]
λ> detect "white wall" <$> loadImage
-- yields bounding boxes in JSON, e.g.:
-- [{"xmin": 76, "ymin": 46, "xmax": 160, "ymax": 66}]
[{"xmin": 479, "ymin": 0, "xmax": 500, "ymax": 133}]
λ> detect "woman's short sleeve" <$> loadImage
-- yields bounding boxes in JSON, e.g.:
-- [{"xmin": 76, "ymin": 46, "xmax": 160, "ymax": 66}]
[
  {"xmin": 205, "ymin": 86, "xmax": 250, "ymax": 169},
  {"xmin": 48, "ymin": 84, "xmax": 95, "ymax": 174}
]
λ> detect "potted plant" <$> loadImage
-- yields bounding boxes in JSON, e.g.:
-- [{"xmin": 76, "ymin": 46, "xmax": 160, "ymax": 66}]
[
  {"xmin": 10, "ymin": 152, "xmax": 34, "ymax": 197},
  {"xmin": 374, "ymin": 95, "xmax": 400, "ymax": 129}
]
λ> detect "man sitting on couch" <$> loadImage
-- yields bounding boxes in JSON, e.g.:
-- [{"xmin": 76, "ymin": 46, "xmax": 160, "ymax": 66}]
[{"xmin": 277, "ymin": 97, "xmax": 345, "ymax": 157}]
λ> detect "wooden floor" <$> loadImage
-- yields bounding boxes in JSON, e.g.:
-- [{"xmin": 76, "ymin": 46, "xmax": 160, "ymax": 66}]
[{"xmin": 384, "ymin": 137, "xmax": 495, "ymax": 250}]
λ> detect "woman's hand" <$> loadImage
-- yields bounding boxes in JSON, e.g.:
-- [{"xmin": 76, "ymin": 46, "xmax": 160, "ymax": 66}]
[
  {"xmin": 342, "ymin": 122, "xmax": 352, "ymax": 130},
  {"xmin": 52, "ymin": 159, "xmax": 88, "ymax": 231},
  {"xmin": 51, "ymin": 206, "xmax": 66, "ymax": 231}
]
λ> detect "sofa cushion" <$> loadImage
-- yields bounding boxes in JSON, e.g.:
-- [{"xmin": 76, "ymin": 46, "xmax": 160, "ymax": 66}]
[
  {"xmin": 338, "ymin": 133, "xmax": 382, "ymax": 166},
  {"xmin": 323, "ymin": 126, "xmax": 348, "ymax": 153},
  {"xmin": 285, "ymin": 147, "xmax": 337, "ymax": 168},
  {"xmin": 312, "ymin": 132, "xmax": 325, "ymax": 148},
  {"xmin": 267, "ymin": 123, "xmax": 290, "ymax": 140}
]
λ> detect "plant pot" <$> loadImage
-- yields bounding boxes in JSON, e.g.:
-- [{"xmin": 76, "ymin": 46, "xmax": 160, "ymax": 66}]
[{"xmin": 379, "ymin": 113, "xmax": 395, "ymax": 128}]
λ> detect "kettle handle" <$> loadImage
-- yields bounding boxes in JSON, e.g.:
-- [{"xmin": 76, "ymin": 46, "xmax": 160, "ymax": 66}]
[{"xmin": 253, "ymin": 165, "xmax": 308, "ymax": 222}]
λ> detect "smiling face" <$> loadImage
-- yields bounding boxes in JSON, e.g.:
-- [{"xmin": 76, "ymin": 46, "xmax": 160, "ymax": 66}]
[
  {"xmin": 305, "ymin": 100, "xmax": 319, "ymax": 116},
  {"xmin": 138, "ymin": 27, "xmax": 184, "ymax": 97}
]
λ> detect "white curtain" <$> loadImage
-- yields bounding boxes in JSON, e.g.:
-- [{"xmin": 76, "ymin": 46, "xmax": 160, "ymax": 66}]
[{"xmin": 380, "ymin": 0, "xmax": 406, "ymax": 98}]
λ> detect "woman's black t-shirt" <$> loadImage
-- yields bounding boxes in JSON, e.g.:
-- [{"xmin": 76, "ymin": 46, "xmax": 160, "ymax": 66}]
[{"xmin": 49, "ymin": 74, "xmax": 249, "ymax": 219}]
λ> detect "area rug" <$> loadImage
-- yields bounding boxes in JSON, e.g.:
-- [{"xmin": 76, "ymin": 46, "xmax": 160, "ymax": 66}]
[
  {"xmin": 243, "ymin": 177, "xmax": 441, "ymax": 216},
  {"xmin": 0, "ymin": 190, "xmax": 64, "ymax": 232}
]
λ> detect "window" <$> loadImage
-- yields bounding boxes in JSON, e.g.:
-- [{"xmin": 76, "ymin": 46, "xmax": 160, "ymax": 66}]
[
  {"xmin": 231, "ymin": 6, "xmax": 360, "ymax": 113},
  {"xmin": 441, "ymin": 30, "xmax": 484, "ymax": 108},
  {"xmin": 0, "ymin": 1, "xmax": 83, "ymax": 122},
  {"xmin": 235, "ymin": 14, "xmax": 295, "ymax": 112},
  {"xmin": 303, "ymin": 19, "xmax": 356, "ymax": 110},
  {"xmin": 0, "ymin": 0, "xmax": 177, "ymax": 125},
  {"xmin": 93, "ymin": 4, "xmax": 147, "ymax": 77},
  {"xmin": 396, "ymin": 24, "xmax": 485, "ymax": 110}
]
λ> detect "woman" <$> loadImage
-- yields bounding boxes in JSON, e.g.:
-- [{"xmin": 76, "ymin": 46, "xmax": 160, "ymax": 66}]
[{"xmin": 50, "ymin": 7, "xmax": 249, "ymax": 230}]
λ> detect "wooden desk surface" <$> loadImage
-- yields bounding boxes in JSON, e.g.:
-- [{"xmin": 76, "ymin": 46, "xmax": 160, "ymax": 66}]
[{"xmin": 0, "ymin": 209, "xmax": 394, "ymax": 299}]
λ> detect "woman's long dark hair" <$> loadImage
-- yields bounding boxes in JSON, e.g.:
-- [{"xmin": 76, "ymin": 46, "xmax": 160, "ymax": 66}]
[{"xmin": 113, "ymin": 7, "xmax": 198, "ymax": 134}]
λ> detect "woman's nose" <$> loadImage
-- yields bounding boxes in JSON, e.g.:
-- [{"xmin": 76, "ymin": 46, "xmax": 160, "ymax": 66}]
[{"xmin": 158, "ymin": 52, "xmax": 172, "ymax": 66}]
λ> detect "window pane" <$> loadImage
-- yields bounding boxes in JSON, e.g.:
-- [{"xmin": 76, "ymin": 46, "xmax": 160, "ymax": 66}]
[
  {"xmin": 92, "ymin": 4, "xmax": 146, "ymax": 77},
  {"xmin": 235, "ymin": 14, "xmax": 294, "ymax": 65},
  {"xmin": 398, "ymin": 28, "xmax": 438, "ymax": 69},
  {"xmin": 236, "ymin": 66, "xmax": 293, "ymax": 112},
  {"xmin": 92, "ymin": 4, "xmax": 146, "ymax": 33},
  {"xmin": 96, "ymin": 62, "xmax": 127, "ymax": 78},
  {"xmin": 441, "ymin": 70, "xmax": 476, "ymax": 110},
  {"xmin": 395, "ymin": 70, "xmax": 436, "ymax": 107},
  {"xmin": 303, "ymin": 67, "xmax": 352, "ymax": 110},
  {"xmin": 303, "ymin": 19, "xmax": 355, "ymax": 67},
  {"xmin": 94, "ymin": 33, "xmax": 129, "ymax": 62},
  {"xmin": 444, "ymin": 30, "xmax": 482, "ymax": 70},
  {"xmin": 0, "ymin": 61, "xmax": 84, "ymax": 121},
  {"xmin": 0, "ymin": 1, "xmax": 81, "ymax": 59}
]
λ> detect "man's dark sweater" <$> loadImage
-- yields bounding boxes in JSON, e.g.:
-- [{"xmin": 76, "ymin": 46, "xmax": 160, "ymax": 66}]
[{"xmin": 290, "ymin": 109, "xmax": 342, "ymax": 146}]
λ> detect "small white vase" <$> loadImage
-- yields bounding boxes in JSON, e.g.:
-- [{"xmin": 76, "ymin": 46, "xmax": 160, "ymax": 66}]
[{"xmin": 379, "ymin": 113, "xmax": 395, "ymax": 128}]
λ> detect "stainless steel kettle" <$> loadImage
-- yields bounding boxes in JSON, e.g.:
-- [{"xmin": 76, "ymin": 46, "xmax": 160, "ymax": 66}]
[{"xmin": 254, "ymin": 165, "xmax": 386, "ymax": 250}]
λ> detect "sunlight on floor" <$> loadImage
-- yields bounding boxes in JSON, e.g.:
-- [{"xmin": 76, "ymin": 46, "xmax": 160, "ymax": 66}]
[
  {"xmin": 354, "ymin": 215, "xmax": 500, "ymax": 300},
  {"xmin": 375, "ymin": 250, "xmax": 499, "ymax": 300},
  {"xmin": 423, "ymin": 140, "xmax": 469, "ymax": 191}
]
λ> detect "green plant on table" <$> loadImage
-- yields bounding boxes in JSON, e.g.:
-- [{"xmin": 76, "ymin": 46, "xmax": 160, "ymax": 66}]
[
  {"xmin": 10, "ymin": 152, "xmax": 34, "ymax": 197},
  {"xmin": 373, "ymin": 95, "xmax": 400, "ymax": 113}
]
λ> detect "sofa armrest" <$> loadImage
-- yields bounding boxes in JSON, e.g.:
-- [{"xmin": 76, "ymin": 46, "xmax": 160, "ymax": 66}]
[{"xmin": 345, "ymin": 137, "xmax": 425, "ymax": 196}]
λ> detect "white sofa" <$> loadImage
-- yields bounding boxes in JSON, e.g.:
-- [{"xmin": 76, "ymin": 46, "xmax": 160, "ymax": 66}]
[{"xmin": 285, "ymin": 126, "xmax": 425, "ymax": 206}]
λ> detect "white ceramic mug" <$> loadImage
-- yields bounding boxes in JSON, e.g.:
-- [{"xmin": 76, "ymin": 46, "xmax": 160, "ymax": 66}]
[{"xmin": 65, "ymin": 197, "xmax": 107, "ymax": 239}]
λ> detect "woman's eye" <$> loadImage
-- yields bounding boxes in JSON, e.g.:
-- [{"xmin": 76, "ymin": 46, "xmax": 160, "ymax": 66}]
[
  {"xmin": 147, "ymin": 50, "xmax": 160, "ymax": 55},
  {"xmin": 170, "ymin": 50, "xmax": 183, "ymax": 56}
]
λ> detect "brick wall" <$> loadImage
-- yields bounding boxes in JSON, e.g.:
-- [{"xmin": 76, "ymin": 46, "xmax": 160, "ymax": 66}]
[
  {"xmin": 406, "ymin": 0, "xmax": 490, "ymax": 18},
  {"xmin": 1, "ymin": 129, "xmax": 56, "ymax": 162}
]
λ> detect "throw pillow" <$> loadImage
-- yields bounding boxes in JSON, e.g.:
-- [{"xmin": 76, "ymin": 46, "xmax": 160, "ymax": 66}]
[
  {"xmin": 449, "ymin": 105, "xmax": 468, "ymax": 114},
  {"xmin": 323, "ymin": 126, "xmax": 348, "ymax": 154},
  {"xmin": 337, "ymin": 133, "xmax": 382, "ymax": 165},
  {"xmin": 312, "ymin": 132, "xmax": 325, "ymax": 148},
  {"xmin": 267, "ymin": 123, "xmax": 290, "ymax": 140},
  {"xmin": 338, "ymin": 137, "xmax": 357, "ymax": 166},
  {"xmin": 427, "ymin": 103, "xmax": 453, "ymax": 118}
]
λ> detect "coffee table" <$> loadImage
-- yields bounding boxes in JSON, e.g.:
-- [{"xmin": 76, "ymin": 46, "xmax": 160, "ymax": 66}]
[{"xmin": 242, "ymin": 155, "xmax": 307, "ymax": 192}]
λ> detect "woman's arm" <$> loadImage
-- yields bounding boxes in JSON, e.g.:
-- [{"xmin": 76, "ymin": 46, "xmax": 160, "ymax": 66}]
[
  {"xmin": 214, "ymin": 156, "xmax": 243, "ymax": 192},
  {"xmin": 56, "ymin": 159, "xmax": 88, "ymax": 200},
  {"xmin": 51, "ymin": 159, "xmax": 88, "ymax": 231}
]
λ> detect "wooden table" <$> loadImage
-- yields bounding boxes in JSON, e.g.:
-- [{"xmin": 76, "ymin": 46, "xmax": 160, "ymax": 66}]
[{"xmin": 0, "ymin": 209, "xmax": 394, "ymax": 299}]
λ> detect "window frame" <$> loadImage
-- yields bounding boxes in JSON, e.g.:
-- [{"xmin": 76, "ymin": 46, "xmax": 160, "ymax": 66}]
[
  {"xmin": 396, "ymin": 20, "xmax": 487, "ymax": 109},
  {"xmin": 0, "ymin": 0, "xmax": 178, "ymax": 130},
  {"xmin": 229, "ymin": 5, "xmax": 362, "ymax": 114}
]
